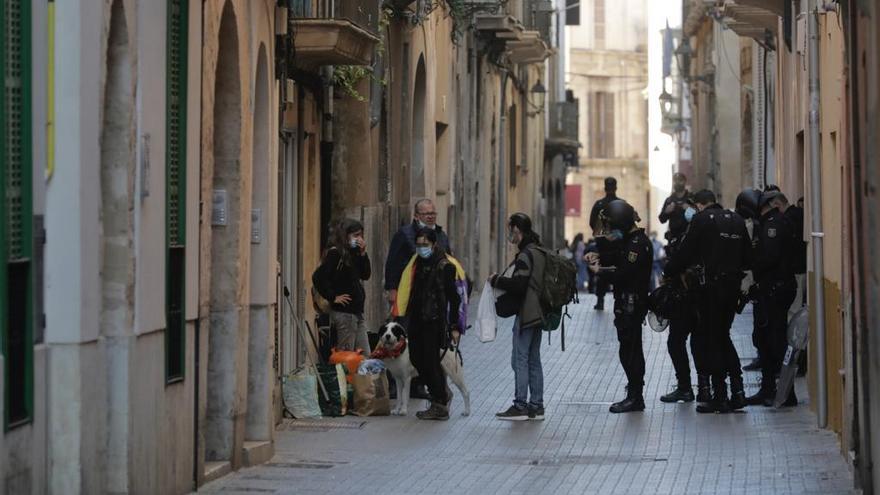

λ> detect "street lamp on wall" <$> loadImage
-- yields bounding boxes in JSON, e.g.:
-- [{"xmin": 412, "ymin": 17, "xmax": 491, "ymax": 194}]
[
  {"xmin": 528, "ymin": 79, "xmax": 546, "ymax": 116},
  {"xmin": 675, "ymin": 37, "xmax": 694, "ymax": 79}
]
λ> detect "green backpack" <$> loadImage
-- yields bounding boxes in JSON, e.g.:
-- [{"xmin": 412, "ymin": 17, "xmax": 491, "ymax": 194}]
[{"xmin": 527, "ymin": 247, "xmax": 579, "ymax": 349}]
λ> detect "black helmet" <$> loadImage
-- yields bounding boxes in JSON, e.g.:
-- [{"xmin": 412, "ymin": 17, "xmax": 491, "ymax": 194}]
[
  {"xmin": 508, "ymin": 212, "xmax": 533, "ymax": 233},
  {"xmin": 759, "ymin": 190, "xmax": 782, "ymax": 209},
  {"xmin": 648, "ymin": 284, "xmax": 687, "ymax": 320},
  {"xmin": 602, "ymin": 200, "xmax": 636, "ymax": 231},
  {"xmin": 735, "ymin": 188, "xmax": 762, "ymax": 220}
]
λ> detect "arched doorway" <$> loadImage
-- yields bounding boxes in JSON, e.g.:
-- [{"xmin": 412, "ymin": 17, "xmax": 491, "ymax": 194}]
[
  {"xmin": 100, "ymin": 1, "xmax": 134, "ymax": 491},
  {"xmin": 246, "ymin": 43, "xmax": 271, "ymax": 443},
  {"xmin": 205, "ymin": 0, "xmax": 243, "ymax": 466},
  {"xmin": 411, "ymin": 55, "xmax": 426, "ymax": 199}
]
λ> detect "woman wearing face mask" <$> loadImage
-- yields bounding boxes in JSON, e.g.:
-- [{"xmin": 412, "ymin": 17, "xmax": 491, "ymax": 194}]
[
  {"xmin": 392, "ymin": 227, "xmax": 463, "ymax": 420},
  {"xmin": 312, "ymin": 218, "xmax": 372, "ymax": 354}
]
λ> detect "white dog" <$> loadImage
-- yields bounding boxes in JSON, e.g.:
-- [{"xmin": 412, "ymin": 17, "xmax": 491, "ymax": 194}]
[{"xmin": 374, "ymin": 321, "xmax": 470, "ymax": 417}]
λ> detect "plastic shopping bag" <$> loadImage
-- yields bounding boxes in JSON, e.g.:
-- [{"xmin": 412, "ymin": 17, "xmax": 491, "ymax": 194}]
[{"xmin": 475, "ymin": 282, "xmax": 498, "ymax": 343}]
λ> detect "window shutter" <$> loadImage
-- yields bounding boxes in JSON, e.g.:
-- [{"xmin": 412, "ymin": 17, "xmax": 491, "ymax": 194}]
[
  {"xmin": 2, "ymin": 0, "xmax": 34, "ymax": 429},
  {"xmin": 165, "ymin": 0, "xmax": 187, "ymax": 382}
]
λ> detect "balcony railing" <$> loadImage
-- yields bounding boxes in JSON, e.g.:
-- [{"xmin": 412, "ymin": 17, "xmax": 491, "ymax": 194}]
[
  {"xmin": 289, "ymin": 0, "xmax": 380, "ymax": 36},
  {"xmin": 549, "ymin": 101, "xmax": 579, "ymax": 143}
]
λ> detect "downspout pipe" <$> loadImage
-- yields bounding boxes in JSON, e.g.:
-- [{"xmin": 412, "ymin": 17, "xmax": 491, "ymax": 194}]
[
  {"xmin": 498, "ymin": 71, "xmax": 510, "ymax": 271},
  {"xmin": 807, "ymin": 0, "xmax": 828, "ymax": 429}
]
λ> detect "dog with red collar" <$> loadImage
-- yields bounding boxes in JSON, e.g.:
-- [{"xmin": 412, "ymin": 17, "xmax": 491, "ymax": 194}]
[{"xmin": 373, "ymin": 321, "xmax": 470, "ymax": 417}]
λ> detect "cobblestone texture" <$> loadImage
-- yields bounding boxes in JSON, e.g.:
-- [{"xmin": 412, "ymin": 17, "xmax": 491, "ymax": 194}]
[{"xmin": 200, "ymin": 295, "xmax": 856, "ymax": 495}]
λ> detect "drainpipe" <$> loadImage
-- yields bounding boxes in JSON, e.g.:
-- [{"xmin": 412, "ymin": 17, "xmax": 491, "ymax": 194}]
[
  {"xmin": 807, "ymin": 0, "xmax": 827, "ymax": 429},
  {"xmin": 498, "ymin": 71, "xmax": 509, "ymax": 270}
]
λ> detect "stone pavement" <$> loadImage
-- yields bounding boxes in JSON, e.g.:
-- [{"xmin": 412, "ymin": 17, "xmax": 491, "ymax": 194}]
[{"xmin": 200, "ymin": 294, "xmax": 856, "ymax": 495}]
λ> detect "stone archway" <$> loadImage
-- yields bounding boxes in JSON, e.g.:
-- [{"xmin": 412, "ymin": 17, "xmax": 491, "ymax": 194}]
[
  {"xmin": 205, "ymin": 0, "xmax": 245, "ymax": 466},
  {"xmin": 246, "ymin": 43, "xmax": 272, "ymax": 443},
  {"xmin": 100, "ymin": 0, "xmax": 135, "ymax": 491}
]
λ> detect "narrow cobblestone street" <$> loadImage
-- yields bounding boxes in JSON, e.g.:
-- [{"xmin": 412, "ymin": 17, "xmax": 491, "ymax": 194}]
[{"xmin": 200, "ymin": 295, "xmax": 855, "ymax": 495}]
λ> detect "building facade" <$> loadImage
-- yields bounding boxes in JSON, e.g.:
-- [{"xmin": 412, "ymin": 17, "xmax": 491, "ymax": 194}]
[{"xmin": 0, "ymin": 0, "xmax": 572, "ymax": 493}]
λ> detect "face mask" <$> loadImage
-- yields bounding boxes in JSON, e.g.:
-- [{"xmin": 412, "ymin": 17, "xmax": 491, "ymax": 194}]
[
  {"xmin": 684, "ymin": 207, "xmax": 696, "ymax": 223},
  {"xmin": 417, "ymin": 246, "xmax": 433, "ymax": 259},
  {"xmin": 350, "ymin": 238, "xmax": 359, "ymax": 249},
  {"xmin": 606, "ymin": 229, "xmax": 624, "ymax": 242}
]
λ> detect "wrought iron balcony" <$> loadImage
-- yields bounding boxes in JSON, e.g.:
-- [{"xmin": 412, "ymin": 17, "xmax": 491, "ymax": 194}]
[
  {"xmin": 549, "ymin": 101, "xmax": 579, "ymax": 143},
  {"xmin": 289, "ymin": 0, "xmax": 380, "ymax": 68}
]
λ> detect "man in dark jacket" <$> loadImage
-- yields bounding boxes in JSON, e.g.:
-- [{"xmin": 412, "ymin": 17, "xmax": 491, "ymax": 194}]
[
  {"xmin": 491, "ymin": 213, "xmax": 547, "ymax": 422},
  {"xmin": 588, "ymin": 177, "xmax": 623, "ymax": 310},
  {"xmin": 658, "ymin": 172, "xmax": 694, "ymax": 257},
  {"xmin": 384, "ymin": 199, "xmax": 451, "ymax": 306},
  {"xmin": 588, "ymin": 200, "xmax": 652, "ymax": 413},
  {"xmin": 746, "ymin": 190, "xmax": 798, "ymax": 407},
  {"xmin": 664, "ymin": 190, "xmax": 752, "ymax": 413},
  {"xmin": 383, "ymin": 199, "xmax": 451, "ymax": 399}
]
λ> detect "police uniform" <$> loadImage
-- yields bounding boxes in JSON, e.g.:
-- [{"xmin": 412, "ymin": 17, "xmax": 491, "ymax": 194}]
[
  {"xmin": 608, "ymin": 228, "xmax": 653, "ymax": 403},
  {"xmin": 589, "ymin": 193, "xmax": 624, "ymax": 310},
  {"xmin": 750, "ymin": 208, "xmax": 797, "ymax": 405},
  {"xmin": 664, "ymin": 204, "xmax": 752, "ymax": 411},
  {"xmin": 657, "ymin": 191, "xmax": 698, "ymax": 401}
]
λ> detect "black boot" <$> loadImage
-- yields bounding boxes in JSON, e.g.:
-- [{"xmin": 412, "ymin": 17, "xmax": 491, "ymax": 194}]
[
  {"xmin": 745, "ymin": 374, "xmax": 775, "ymax": 407},
  {"xmin": 729, "ymin": 375, "xmax": 746, "ymax": 410},
  {"xmin": 594, "ymin": 297, "xmax": 605, "ymax": 311},
  {"xmin": 660, "ymin": 383, "xmax": 695, "ymax": 403},
  {"xmin": 696, "ymin": 375, "xmax": 712, "ymax": 403},
  {"xmin": 610, "ymin": 387, "xmax": 645, "ymax": 413},
  {"xmin": 697, "ymin": 378, "xmax": 730, "ymax": 414}
]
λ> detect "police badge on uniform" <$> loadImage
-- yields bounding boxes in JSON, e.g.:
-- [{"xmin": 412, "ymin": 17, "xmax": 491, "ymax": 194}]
[
  {"xmin": 627, "ymin": 251, "xmax": 638, "ymax": 263},
  {"xmin": 768, "ymin": 228, "xmax": 777, "ymax": 238}
]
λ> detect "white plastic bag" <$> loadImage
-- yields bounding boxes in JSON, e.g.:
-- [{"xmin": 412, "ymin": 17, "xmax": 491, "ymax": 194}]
[{"xmin": 475, "ymin": 282, "xmax": 498, "ymax": 343}]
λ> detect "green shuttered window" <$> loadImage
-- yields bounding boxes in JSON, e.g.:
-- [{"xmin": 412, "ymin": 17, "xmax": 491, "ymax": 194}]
[
  {"xmin": 2, "ymin": 0, "xmax": 34, "ymax": 429},
  {"xmin": 165, "ymin": 0, "xmax": 187, "ymax": 383}
]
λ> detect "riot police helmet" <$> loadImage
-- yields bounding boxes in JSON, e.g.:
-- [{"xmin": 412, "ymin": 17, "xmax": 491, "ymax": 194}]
[
  {"xmin": 602, "ymin": 199, "xmax": 636, "ymax": 231},
  {"xmin": 735, "ymin": 188, "xmax": 762, "ymax": 219}
]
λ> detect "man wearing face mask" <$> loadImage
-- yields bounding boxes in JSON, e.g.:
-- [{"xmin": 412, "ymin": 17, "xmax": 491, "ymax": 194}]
[
  {"xmin": 588, "ymin": 177, "xmax": 624, "ymax": 311},
  {"xmin": 587, "ymin": 200, "xmax": 652, "ymax": 413},
  {"xmin": 656, "ymin": 194, "xmax": 700, "ymax": 404},
  {"xmin": 491, "ymin": 213, "xmax": 548, "ymax": 421},
  {"xmin": 658, "ymin": 173, "xmax": 694, "ymax": 257},
  {"xmin": 664, "ymin": 190, "xmax": 752, "ymax": 413},
  {"xmin": 384, "ymin": 199, "xmax": 452, "ymax": 399}
]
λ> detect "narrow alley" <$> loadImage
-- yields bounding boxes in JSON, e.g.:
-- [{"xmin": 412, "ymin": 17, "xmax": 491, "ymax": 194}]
[{"xmin": 200, "ymin": 296, "xmax": 854, "ymax": 495}]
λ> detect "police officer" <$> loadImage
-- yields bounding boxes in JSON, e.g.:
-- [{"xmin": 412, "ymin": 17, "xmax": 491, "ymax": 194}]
[
  {"xmin": 736, "ymin": 188, "xmax": 764, "ymax": 373},
  {"xmin": 588, "ymin": 177, "xmax": 624, "ymax": 311},
  {"xmin": 664, "ymin": 190, "xmax": 752, "ymax": 413},
  {"xmin": 746, "ymin": 190, "xmax": 798, "ymax": 407},
  {"xmin": 587, "ymin": 200, "xmax": 652, "ymax": 413},
  {"xmin": 657, "ymin": 174, "xmax": 699, "ymax": 404}
]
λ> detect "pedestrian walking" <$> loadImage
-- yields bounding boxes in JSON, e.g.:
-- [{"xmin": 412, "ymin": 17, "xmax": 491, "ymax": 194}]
[
  {"xmin": 587, "ymin": 200, "xmax": 652, "ymax": 413},
  {"xmin": 391, "ymin": 228, "xmax": 463, "ymax": 420},
  {"xmin": 746, "ymin": 190, "xmax": 798, "ymax": 407},
  {"xmin": 664, "ymin": 190, "xmax": 752, "ymax": 413},
  {"xmin": 312, "ymin": 219, "xmax": 372, "ymax": 355},
  {"xmin": 589, "ymin": 177, "xmax": 624, "ymax": 311},
  {"xmin": 492, "ymin": 213, "xmax": 547, "ymax": 421}
]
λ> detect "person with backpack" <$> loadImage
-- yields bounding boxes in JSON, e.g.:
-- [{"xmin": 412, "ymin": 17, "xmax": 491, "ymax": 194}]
[
  {"xmin": 587, "ymin": 200, "xmax": 652, "ymax": 413},
  {"xmin": 312, "ymin": 219, "xmax": 372, "ymax": 355},
  {"xmin": 491, "ymin": 213, "xmax": 548, "ymax": 421}
]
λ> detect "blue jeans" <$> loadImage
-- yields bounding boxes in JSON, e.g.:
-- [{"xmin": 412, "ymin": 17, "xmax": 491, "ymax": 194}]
[{"xmin": 511, "ymin": 318, "xmax": 544, "ymax": 409}]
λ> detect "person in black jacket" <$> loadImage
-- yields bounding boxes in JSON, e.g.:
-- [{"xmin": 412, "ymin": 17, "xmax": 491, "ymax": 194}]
[
  {"xmin": 746, "ymin": 190, "xmax": 798, "ymax": 407},
  {"xmin": 588, "ymin": 200, "xmax": 652, "ymax": 413},
  {"xmin": 664, "ymin": 190, "xmax": 752, "ymax": 413},
  {"xmin": 403, "ymin": 228, "xmax": 462, "ymax": 421},
  {"xmin": 313, "ymin": 219, "xmax": 372, "ymax": 355},
  {"xmin": 658, "ymin": 173, "xmax": 694, "ymax": 257},
  {"xmin": 589, "ymin": 177, "xmax": 624, "ymax": 311},
  {"xmin": 384, "ymin": 199, "xmax": 452, "ymax": 306}
]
